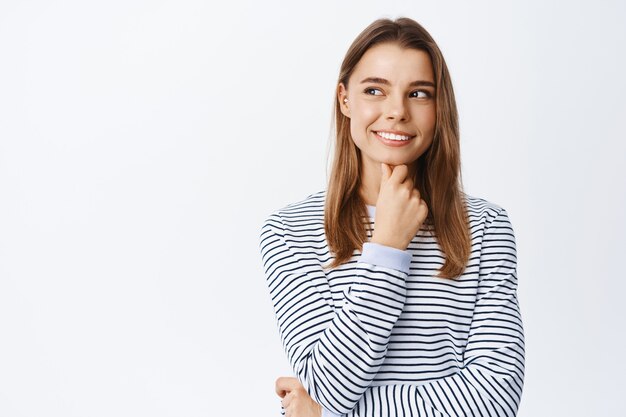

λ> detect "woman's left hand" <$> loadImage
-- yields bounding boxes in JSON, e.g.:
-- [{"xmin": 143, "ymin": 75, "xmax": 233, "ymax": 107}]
[{"xmin": 275, "ymin": 376, "xmax": 322, "ymax": 417}]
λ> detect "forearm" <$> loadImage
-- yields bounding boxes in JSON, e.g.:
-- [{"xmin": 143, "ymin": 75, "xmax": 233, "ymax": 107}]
[
  {"xmin": 288, "ymin": 244, "xmax": 410, "ymax": 413},
  {"xmin": 263, "ymin": 218, "xmax": 411, "ymax": 413},
  {"xmin": 262, "ymin": 211, "xmax": 414, "ymax": 414}
]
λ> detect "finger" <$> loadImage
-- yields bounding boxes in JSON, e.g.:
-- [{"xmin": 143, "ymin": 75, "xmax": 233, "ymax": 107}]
[
  {"xmin": 389, "ymin": 164, "xmax": 409, "ymax": 184},
  {"xmin": 275, "ymin": 377, "xmax": 285, "ymax": 397},
  {"xmin": 411, "ymin": 186, "xmax": 421, "ymax": 200},
  {"xmin": 380, "ymin": 162, "xmax": 391, "ymax": 182},
  {"xmin": 275, "ymin": 377, "xmax": 299, "ymax": 397},
  {"xmin": 275, "ymin": 376, "xmax": 294, "ymax": 397},
  {"xmin": 282, "ymin": 392, "xmax": 293, "ymax": 408}
]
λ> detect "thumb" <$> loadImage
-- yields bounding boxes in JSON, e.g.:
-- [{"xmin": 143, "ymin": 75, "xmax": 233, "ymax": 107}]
[
  {"xmin": 380, "ymin": 163, "xmax": 392, "ymax": 182},
  {"xmin": 275, "ymin": 377, "xmax": 299, "ymax": 398}
]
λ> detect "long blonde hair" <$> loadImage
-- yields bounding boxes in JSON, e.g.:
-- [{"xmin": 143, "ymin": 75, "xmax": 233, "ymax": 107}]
[{"xmin": 324, "ymin": 17, "xmax": 471, "ymax": 279}]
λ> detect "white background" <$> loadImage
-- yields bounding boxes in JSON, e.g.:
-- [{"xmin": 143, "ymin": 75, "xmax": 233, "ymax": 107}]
[{"xmin": 1, "ymin": 1, "xmax": 625, "ymax": 416}]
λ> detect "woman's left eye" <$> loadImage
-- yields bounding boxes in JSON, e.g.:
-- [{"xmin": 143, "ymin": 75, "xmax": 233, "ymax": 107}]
[{"xmin": 410, "ymin": 90, "xmax": 430, "ymax": 98}]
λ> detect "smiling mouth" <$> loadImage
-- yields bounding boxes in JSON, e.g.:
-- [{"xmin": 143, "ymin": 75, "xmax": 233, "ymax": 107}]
[{"xmin": 373, "ymin": 131, "xmax": 416, "ymax": 141}]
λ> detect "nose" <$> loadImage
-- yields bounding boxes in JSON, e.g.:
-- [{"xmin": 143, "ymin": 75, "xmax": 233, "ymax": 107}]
[{"xmin": 384, "ymin": 95, "xmax": 409, "ymax": 122}]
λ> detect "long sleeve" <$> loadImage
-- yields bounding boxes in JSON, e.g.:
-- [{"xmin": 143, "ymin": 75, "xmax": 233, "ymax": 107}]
[
  {"xmin": 340, "ymin": 208, "xmax": 525, "ymax": 416},
  {"xmin": 259, "ymin": 212, "xmax": 412, "ymax": 415}
]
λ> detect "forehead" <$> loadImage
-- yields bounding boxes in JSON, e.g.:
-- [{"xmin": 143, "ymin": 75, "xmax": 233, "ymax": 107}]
[{"xmin": 350, "ymin": 42, "xmax": 434, "ymax": 85}]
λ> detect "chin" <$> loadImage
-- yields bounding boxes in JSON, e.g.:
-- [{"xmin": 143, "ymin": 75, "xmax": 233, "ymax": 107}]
[{"xmin": 381, "ymin": 157, "xmax": 418, "ymax": 167}]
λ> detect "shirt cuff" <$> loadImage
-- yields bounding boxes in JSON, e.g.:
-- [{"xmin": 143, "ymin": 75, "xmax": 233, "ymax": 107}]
[
  {"xmin": 322, "ymin": 407, "xmax": 343, "ymax": 417},
  {"xmin": 360, "ymin": 242, "xmax": 411, "ymax": 274}
]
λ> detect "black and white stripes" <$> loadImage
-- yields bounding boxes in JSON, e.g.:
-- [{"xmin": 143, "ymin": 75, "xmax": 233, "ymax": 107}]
[{"xmin": 259, "ymin": 190, "xmax": 525, "ymax": 416}]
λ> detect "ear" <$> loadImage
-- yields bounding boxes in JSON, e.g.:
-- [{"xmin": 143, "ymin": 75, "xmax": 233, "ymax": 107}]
[{"xmin": 337, "ymin": 82, "xmax": 350, "ymax": 118}]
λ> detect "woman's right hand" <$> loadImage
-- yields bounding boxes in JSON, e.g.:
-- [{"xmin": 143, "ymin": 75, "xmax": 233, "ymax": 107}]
[{"xmin": 371, "ymin": 163, "xmax": 429, "ymax": 251}]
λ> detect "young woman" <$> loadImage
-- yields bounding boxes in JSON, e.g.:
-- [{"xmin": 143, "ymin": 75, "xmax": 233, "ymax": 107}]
[{"xmin": 260, "ymin": 17, "xmax": 525, "ymax": 417}]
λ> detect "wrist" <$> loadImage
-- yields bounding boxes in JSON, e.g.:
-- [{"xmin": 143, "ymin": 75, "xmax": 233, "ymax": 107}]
[{"xmin": 370, "ymin": 236, "xmax": 406, "ymax": 251}]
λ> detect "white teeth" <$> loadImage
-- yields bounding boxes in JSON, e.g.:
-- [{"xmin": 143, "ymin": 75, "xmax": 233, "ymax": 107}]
[{"xmin": 376, "ymin": 131, "xmax": 412, "ymax": 141}]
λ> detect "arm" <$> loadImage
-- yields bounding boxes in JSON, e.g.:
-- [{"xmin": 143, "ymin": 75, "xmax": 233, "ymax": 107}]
[
  {"xmin": 260, "ymin": 212, "xmax": 411, "ymax": 415},
  {"xmin": 342, "ymin": 208, "xmax": 525, "ymax": 416}
]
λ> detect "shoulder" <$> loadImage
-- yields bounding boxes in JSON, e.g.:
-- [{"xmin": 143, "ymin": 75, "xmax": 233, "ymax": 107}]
[
  {"xmin": 462, "ymin": 192, "xmax": 517, "ymax": 254},
  {"xmin": 260, "ymin": 190, "xmax": 326, "ymax": 236},
  {"xmin": 463, "ymin": 192, "xmax": 513, "ymax": 228},
  {"xmin": 274, "ymin": 190, "xmax": 326, "ymax": 217}
]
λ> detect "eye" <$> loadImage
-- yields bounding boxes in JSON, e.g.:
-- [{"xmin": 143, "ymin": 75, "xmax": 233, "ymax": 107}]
[
  {"xmin": 364, "ymin": 87, "xmax": 383, "ymax": 96},
  {"xmin": 410, "ymin": 90, "xmax": 432, "ymax": 99}
]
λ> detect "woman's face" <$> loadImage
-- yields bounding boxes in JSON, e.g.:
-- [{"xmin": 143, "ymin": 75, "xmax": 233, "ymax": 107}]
[{"xmin": 338, "ymin": 42, "xmax": 436, "ymax": 172}]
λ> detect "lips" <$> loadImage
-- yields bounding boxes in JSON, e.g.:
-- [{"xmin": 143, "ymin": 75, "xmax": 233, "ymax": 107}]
[
  {"xmin": 374, "ymin": 130, "xmax": 413, "ymax": 141},
  {"xmin": 373, "ymin": 130, "xmax": 416, "ymax": 146}
]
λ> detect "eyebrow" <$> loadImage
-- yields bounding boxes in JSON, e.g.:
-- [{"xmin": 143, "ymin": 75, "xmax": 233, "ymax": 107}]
[{"xmin": 359, "ymin": 77, "xmax": 435, "ymax": 88}]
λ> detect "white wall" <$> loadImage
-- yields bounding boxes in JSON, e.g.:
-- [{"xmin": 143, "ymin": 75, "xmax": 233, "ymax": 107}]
[{"xmin": 1, "ymin": 1, "xmax": 624, "ymax": 415}]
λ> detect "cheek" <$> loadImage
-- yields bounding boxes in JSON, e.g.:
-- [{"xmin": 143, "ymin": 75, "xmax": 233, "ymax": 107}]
[
  {"xmin": 350, "ymin": 103, "xmax": 379, "ymax": 133},
  {"xmin": 427, "ymin": 112, "xmax": 437, "ymax": 133},
  {"xmin": 418, "ymin": 107, "xmax": 437, "ymax": 134},
  {"xmin": 359, "ymin": 104, "xmax": 380, "ymax": 124}
]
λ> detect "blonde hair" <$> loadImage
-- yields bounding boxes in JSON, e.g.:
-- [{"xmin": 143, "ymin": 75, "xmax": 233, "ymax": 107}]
[{"xmin": 324, "ymin": 17, "xmax": 471, "ymax": 279}]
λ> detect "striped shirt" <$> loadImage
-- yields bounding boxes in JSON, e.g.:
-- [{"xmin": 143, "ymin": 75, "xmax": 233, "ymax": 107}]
[{"xmin": 259, "ymin": 190, "xmax": 525, "ymax": 416}]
